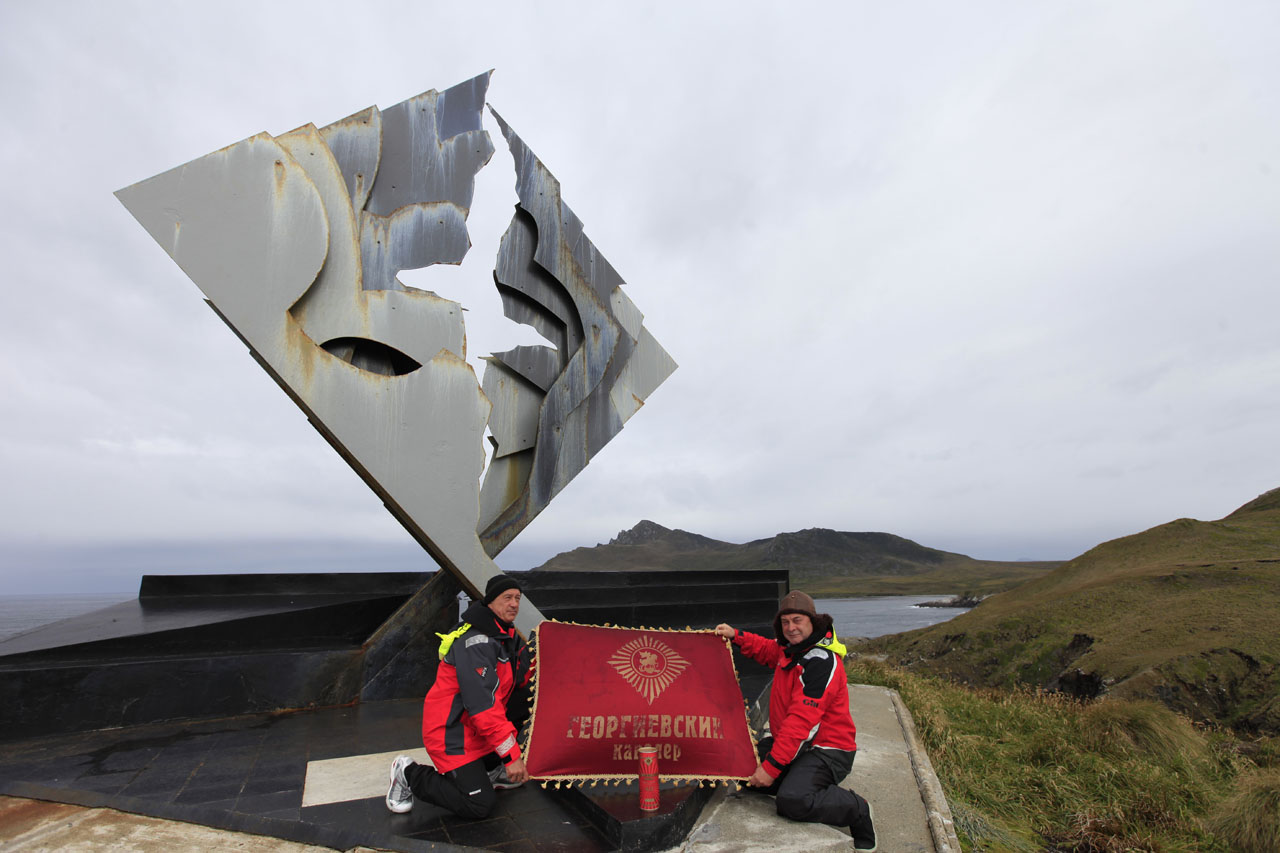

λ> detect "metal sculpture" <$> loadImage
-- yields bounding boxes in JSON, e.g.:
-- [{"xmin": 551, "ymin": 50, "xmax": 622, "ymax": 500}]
[{"xmin": 116, "ymin": 73, "xmax": 676, "ymax": 633}]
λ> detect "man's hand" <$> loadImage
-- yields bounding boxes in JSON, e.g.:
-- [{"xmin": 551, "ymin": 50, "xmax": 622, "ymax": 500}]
[
  {"xmin": 504, "ymin": 758, "xmax": 529, "ymax": 785},
  {"xmin": 746, "ymin": 763, "xmax": 773, "ymax": 788},
  {"xmin": 713, "ymin": 623, "xmax": 736, "ymax": 639}
]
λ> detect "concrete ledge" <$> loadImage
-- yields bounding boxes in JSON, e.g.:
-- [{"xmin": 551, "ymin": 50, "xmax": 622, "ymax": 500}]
[{"xmin": 888, "ymin": 688, "xmax": 962, "ymax": 853}]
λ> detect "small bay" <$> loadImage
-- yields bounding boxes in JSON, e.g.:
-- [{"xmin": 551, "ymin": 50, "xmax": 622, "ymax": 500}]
[{"xmin": 818, "ymin": 595, "xmax": 972, "ymax": 641}]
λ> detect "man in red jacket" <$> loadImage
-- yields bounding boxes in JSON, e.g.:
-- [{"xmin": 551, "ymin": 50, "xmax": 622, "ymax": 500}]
[
  {"xmin": 386, "ymin": 575, "xmax": 534, "ymax": 819},
  {"xmin": 715, "ymin": 590, "xmax": 876, "ymax": 850}
]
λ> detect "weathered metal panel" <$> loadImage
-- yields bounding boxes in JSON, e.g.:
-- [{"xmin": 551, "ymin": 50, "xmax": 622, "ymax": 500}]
[
  {"xmin": 116, "ymin": 78, "xmax": 529, "ymax": 628},
  {"xmin": 277, "ymin": 124, "xmax": 465, "ymax": 372},
  {"xmin": 491, "ymin": 344, "xmax": 562, "ymax": 393},
  {"xmin": 477, "ymin": 110, "xmax": 675, "ymax": 558},
  {"xmin": 358, "ymin": 201, "xmax": 473, "ymax": 293},
  {"xmin": 482, "ymin": 358, "xmax": 543, "ymax": 458},
  {"xmin": 494, "ymin": 209, "xmax": 584, "ymax": 352},
  {"xmin": 477, "ymin": 449, "xmax": 534, "ymax": 534},
  {"xmin": 117, "ymin": 73, "xmax": 676, "ymax": 635},
  {"xmin": 610, "ymin": 326, "xmax": 679, "ymax": 423},
  {"xmin": 610, "ymin": 287, "xmax": 645, "ymax": 340},
  {"xmin": 318, "ymin": 105, "xmax": 382, "ymax": 212},
  {"xmin": 367, "ymin": 75, "xmax": 492, "ymax": 217}
]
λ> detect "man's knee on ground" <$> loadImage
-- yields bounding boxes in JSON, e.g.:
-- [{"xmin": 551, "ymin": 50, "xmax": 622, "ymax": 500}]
[{"xmin": 775, "ymin": 789, "xmax": 818, "ymax": 822}]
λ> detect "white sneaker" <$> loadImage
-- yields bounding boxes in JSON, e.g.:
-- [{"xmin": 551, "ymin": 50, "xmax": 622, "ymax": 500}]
[
  {"xmin": 386, "ymin": 755, "xmax": 414, "ymax": 813},
  {"xmin": 488, "ymin": 763, "xmax": 524, "ymax": 790}
]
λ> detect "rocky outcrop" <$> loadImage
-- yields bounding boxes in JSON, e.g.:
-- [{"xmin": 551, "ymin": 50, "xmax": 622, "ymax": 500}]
[
  {"xmin": 608, "ymin": 520, "xmax": 729, "ymax": 549},
  {"xmin": 919, "ymin": 593, "xmax": 986, "ymax": 608},
  {"xmin": 1112, "ymin": 649, "xmax": 1280, "ymax": 733}
]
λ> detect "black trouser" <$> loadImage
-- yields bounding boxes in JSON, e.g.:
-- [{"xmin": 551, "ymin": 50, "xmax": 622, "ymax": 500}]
[
  {"xmin": 408, "ymin": 690, "xmax": 528, "ymax": 820},
  {"xmin": 756, "ymin": 736, "xmax": 870, "ymax": 828},
  {"xmin": 404, "ymin": 757, "xmax": 496, "ymax": 820}
]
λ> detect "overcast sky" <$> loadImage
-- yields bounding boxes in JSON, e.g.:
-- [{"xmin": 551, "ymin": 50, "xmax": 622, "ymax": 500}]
[{"xmin": 2, "ymin": 1, "xmax": 1277, "ymax": 595}]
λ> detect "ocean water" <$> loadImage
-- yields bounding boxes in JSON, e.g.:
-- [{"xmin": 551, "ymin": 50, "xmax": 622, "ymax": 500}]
[
  {"xmin": 818, "ymin": 595, "xmax": 972, "ymax": 641},
  {"xmin": 0, "ymin": 592, "xmax": 967, "ymax": 643},
  {"xmin": 0, "ymin": 593, "xmax": 133, "ymax": 641}
]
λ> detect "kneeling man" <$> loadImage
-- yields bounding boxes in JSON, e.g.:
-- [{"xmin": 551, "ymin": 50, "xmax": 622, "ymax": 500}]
[
  {"xmin": 716, "ymin": 591, "xmax": 876, "ymax": 850},
  {"xmin": 387, "ymin": 575, "xmax": 533, "ymax": 819}
]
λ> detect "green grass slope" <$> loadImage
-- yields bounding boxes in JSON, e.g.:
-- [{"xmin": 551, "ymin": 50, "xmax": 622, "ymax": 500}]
[
  {"xmin": 533, "ymin": 520, "xmax": 1059, "ymax": 596},
  {"xmin": 867, "ymin": 488, "xmax": 1280, "ymax": 733},
  {"xmin": 847, "ymin": 657, "xmax": 1280, "ymax": 852}
]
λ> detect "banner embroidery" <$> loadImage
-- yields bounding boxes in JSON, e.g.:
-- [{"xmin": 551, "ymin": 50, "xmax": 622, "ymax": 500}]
[{"xmin": 608, "ymin": 635, "xmax": 690, "ymax": 704}]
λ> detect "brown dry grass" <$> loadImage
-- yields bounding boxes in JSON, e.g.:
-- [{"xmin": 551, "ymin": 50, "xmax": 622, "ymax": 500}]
[{"xmin": 1208, "ymin": 768, "xmax": 1280, "ymax": 853}]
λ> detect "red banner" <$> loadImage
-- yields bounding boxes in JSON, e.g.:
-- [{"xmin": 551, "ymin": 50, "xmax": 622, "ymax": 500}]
[{"xmin": 525, "ymin": 622, "xmax": 758, "ymax": 781}]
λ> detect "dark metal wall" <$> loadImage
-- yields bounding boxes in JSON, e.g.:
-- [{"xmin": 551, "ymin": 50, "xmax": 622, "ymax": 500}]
[
  {"xmin": 0, "ymin": 569, "xmax": 786, "ymax": 742},
  {"xmin": 0, "ymin": 572, "xmax": 460, "ymax": 742}
]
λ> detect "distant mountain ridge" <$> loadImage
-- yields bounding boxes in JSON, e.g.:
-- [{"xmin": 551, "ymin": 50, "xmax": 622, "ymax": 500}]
[
  {"xmin": 535, "ymin": 520, "xmax": 1060, "ymax": 596},
  {"xmin": 608, "ymin": 520, "xmax": 730, "ymax": 550}
]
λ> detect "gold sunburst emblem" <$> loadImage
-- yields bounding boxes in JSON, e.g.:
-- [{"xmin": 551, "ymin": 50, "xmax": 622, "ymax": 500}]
[{"xmin": 607, "ymin": 635, "xmax": 690, "ymax": 705}]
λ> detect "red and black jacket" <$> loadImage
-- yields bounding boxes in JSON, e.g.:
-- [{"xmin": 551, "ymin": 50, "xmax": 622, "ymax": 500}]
[
  {"xmin": 731, "ymin": 617, "xmax": 857, "ymax": 780},
  {"xmin": 421, "ymin": 601, "xmax": 533, "ymax": 774}
]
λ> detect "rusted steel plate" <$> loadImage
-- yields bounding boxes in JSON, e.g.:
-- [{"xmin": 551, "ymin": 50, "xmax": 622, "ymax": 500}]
[
  {"xmin": 477, "ymin": 111, "xmax": 676, "ymax": 558},
  {"xmin": 318, "ymin": 105, "xmax": 381, "ymax": 213},
  {"xmin": 116, "ymin": 74, "xmax": 531, "ymax": 628},
  {"xmin": 117, "ymin": 73, "xmax": 675, "ymax": 634}
]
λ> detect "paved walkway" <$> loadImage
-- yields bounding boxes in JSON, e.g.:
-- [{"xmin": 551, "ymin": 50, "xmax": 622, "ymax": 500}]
[
  {"xmin": 675, "ymin": 684, "xmax": 960, "ymax": 853},
  {"xmin": 0, "ymin": 796, "xmax": 367, "ymax": 852},
  {"xmin": 0, "ymin": 686, "xmax": 960, "ymax": 852}
]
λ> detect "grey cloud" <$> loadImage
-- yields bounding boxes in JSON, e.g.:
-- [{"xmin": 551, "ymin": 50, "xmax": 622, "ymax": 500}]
[{"xmin": 1, "ymin": 1, "xmax": 1278, "ymax": 593}]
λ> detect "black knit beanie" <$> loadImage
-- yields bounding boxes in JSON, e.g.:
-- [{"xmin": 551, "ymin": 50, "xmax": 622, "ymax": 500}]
[{"xmin": 482, "ymin": 574, "xmax": 521, "ymax": 605}]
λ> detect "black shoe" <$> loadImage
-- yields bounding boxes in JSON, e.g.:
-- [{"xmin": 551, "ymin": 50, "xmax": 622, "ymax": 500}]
[
  {"xmin": 851, "ymin": 799, "xmax": 876, "ymax": 851},
  {"xmin": 488, "ymin": 763, "xmax": 524, "ymax": 790}
]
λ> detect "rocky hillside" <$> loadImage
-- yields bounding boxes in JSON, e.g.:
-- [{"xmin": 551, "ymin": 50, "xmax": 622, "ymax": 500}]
[
  {"xmin": 533, "ymin": 520, "xmax": 1060, "ymax": 596},
  {"xmin": 867, "ymin": 487, "xmax": 1280, "ymax": 734}
]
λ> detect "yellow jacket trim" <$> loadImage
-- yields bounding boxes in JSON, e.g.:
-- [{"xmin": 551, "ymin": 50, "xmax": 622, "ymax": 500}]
[
  {"xmin": 817, "ymin": 632, "xmax": 847, "ymax": 658},
  {"xmin": 436, "ymin": 622, "xmax": 471, "ymax": 659}
]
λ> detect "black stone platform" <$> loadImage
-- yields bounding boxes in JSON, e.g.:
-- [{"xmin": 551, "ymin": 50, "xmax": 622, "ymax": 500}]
[
  {"xmin": 560, "ymin": 780, "xmax": 714, "ymax": 852},
  {"xmin": 0, "ymin": 568, "xmax": 789, "ymax": 850},
  {"xmin": 0, "ymin": 698, "xmax": 612, "ymax": 852}
]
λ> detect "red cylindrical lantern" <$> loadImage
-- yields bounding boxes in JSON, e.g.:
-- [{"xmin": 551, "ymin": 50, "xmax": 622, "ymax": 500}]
[{"xmin": 638, "ymin": 746, "xmax": 659, "ymax": 811}]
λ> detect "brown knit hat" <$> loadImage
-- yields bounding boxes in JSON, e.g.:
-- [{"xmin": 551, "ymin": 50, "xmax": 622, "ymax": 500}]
[
  {"xmin": 777, "ymin": 590, "xmax": 817, "ymax": 619},
  {"xmin": 773, "ymin": 590, "xmax": 820, "ymax": 641}
]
